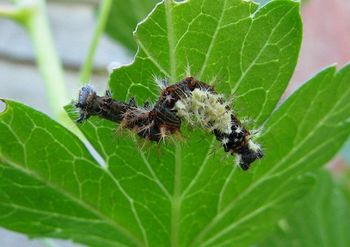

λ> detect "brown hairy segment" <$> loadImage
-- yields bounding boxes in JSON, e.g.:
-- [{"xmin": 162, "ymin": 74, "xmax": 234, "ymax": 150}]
[
  {"xmin": 75, "ymin": 77, "xmax": 263, "ymax": 170},
  {"xmin": 75, "ymin": 85, "xmax": 181, "ymax": 142}
]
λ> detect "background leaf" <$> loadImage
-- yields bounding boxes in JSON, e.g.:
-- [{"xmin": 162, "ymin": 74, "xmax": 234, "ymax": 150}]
[
  {"xmin": 105, "ymin": 0, "xmax": 160, "ymax": 52},
  {"xmin": 1, "ymin": 0, "xmax": 350, "ymax": 247},
  {"xmin": 259, "ymin": 170, "xmax": 350, "ymax": 247}
]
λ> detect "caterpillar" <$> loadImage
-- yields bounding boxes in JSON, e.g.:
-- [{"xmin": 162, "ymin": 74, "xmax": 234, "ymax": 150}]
[{"xmin": 75, "ymin": 77, "xmax": 263, "ymax": 170}]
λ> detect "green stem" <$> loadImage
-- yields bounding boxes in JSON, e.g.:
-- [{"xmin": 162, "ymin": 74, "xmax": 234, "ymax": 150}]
[
  {"xmin": 0, "ymin": 3, "xmax": 34, "ymax": 25},
  {"xmin": 1, "ymin": 0, "xmax": 70, "ymax": 125},
  {"xmin": 80, "ymin": 0, "xmax": 112, "ymax": 83},
  {"xmin": 24, "ymin": 0, "xmax": 68, "ymax": 123},
  {"xmin": 0, "ymin": 6, "xmax": 18, "ymax": 19}
]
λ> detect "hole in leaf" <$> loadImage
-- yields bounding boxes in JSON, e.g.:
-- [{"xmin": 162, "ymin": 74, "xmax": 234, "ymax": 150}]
[{"xmin": 0, "ymin": 100, "xmax": 7, "ymax": 114}]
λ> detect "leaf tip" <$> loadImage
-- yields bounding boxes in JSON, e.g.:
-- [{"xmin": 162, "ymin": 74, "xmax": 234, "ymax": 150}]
[
  {"xmin": 0, "ymin": 99, "xmax": 8, "ymax": 115},
  {"xmin": 133, "ymin": 0, "xmax": 165, "ymax": 40},
  {"xmin": 339, "ymin": 62, "xmax": 350, "ymax": 72}
]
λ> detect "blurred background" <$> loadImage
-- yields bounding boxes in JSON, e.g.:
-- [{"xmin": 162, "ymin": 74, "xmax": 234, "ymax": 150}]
[{"xmin": 0, "ymin": 0, "xmax": 350, "ymax": 246}]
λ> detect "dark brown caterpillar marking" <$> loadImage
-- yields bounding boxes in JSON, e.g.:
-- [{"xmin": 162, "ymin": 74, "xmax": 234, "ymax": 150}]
[{"xmin": 75, "ymin": 77, "xmax": 263, "ymax": 170}]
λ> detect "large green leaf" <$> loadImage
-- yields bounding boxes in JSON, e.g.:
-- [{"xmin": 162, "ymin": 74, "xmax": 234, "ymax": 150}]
[
  {"xmin": 254, "ymin": 0, "xmax": 309, "ymax": 6},
  {"xmin": 110, "ymin": 0, "xmax": 302, "ymax": 126},
  {"xmin": 0, "ymin": 101, "xmax": 142, "ymax": 247},
  {"xmin": 259, "ymin": 170, "xmax": 350, "ymax": 247},
  {"xmin": 105, "ymin": 0, "xmax": 159, "ymax": 52},
  {"xmin": 1, "ymin": 0, "xmax": 350, "ymax": 246}
]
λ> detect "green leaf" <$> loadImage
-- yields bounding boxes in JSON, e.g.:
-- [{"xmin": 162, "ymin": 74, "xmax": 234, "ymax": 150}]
[
  {"xmin": 105, "ymin": 0, "xmax": 160, "ymax": 52},
  {"xmin": 109, "ymin": 0, "xmax": 302, "ymax": 125},
  {"xmin": 254, "ymin": 0, "xmax": 309, "ymax": 7},
  {"xmin": 338, "ymin": 166, "xmax": 350, "ymax": 207},
  {"xmin": 0, "ymin": 100, "xmax": 143, "ymax": 247},
  {"xmin": 1, "ymin": 1, "xmax": 350, "ymax": 247},
  {"xmin": 259, "ymin": 170, "xmax": 350, "ymax": 247}
]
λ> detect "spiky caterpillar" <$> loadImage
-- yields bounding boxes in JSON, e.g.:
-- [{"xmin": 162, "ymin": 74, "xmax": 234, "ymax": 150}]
[{"xmin": 75, "ymin": 77, "xmax": 263, "ymax": 170}]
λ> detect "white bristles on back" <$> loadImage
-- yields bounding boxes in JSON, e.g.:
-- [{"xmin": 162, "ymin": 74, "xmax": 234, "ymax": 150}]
[
  {"xmin": 185, "ymin": 62, "xmax": 192, "ymax": 77},
  {"xmin": 174, "ymin": 88, "xmax": 232, "ymax": 134},
  {"xmin": 235, "ymin": 154, "xmax": 242, "ymax": 167},
  {"xmin": 247, "ymin": 140, "xmax": 261, "ymax": 153},
  {"xmin": 153, "ymin": 75, "xmax": 168, "ymax": 90}
]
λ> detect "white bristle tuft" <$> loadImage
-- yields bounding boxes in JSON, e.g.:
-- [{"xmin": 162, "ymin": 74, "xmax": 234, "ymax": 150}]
[
  {"xmin": 173, "ymin": 88, "xmax": 232, "ymax": 134},
  {"xmin": 153, "ymin": 75, "xmax": 168, "ymax": 90},
  {"xmin": 248, "ymin": 140, "xmax": 261, "ymax": 152},
  {"xmin": 235, "ymin": 154, "xmax": 242, "ymax": 167}
]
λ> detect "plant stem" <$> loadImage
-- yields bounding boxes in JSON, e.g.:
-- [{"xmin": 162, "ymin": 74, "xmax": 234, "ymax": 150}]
[
  {"xmin": 80, "ymin": 0, "xmax": 112, "ymax": 83},
  {"xmin": 0, "ymin": 6, "xmax": 18, "ymax": 19},
  {"xmin": 0, "ymin": 2, "xmax": 35, "ymax": 25},
  {"xmin": 24, "ymin": 0, "xmax": 68, "ymax": 123},
  {"xmin": 1, "ymin": 0, "xmax": 70, "ymax": 124}
]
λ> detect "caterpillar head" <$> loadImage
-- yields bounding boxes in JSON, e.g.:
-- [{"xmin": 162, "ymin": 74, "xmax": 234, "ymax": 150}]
[
  {"xmin": 236, "ymin": 140, "xmax": 264, "ymax": 170},
  {"xmin": 75, "ymin": 85, "xmax": 97, "ymax": 123}
]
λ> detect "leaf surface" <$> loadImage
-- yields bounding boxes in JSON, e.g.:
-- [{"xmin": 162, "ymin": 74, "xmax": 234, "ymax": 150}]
[
  {"xmin": 1, "ymin": 0, "xmax": 350, "ymax": 247},
  {"xmin": 105, "ymin": 0, "xmax": 159, "ymax": 52},
  {"xmin": 259, "ymin": 170, "xmax": 350, "ymax": 247},
  {"xmin": 0, "ymin": 101, "xmax": 143, "ymax": 247}
]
